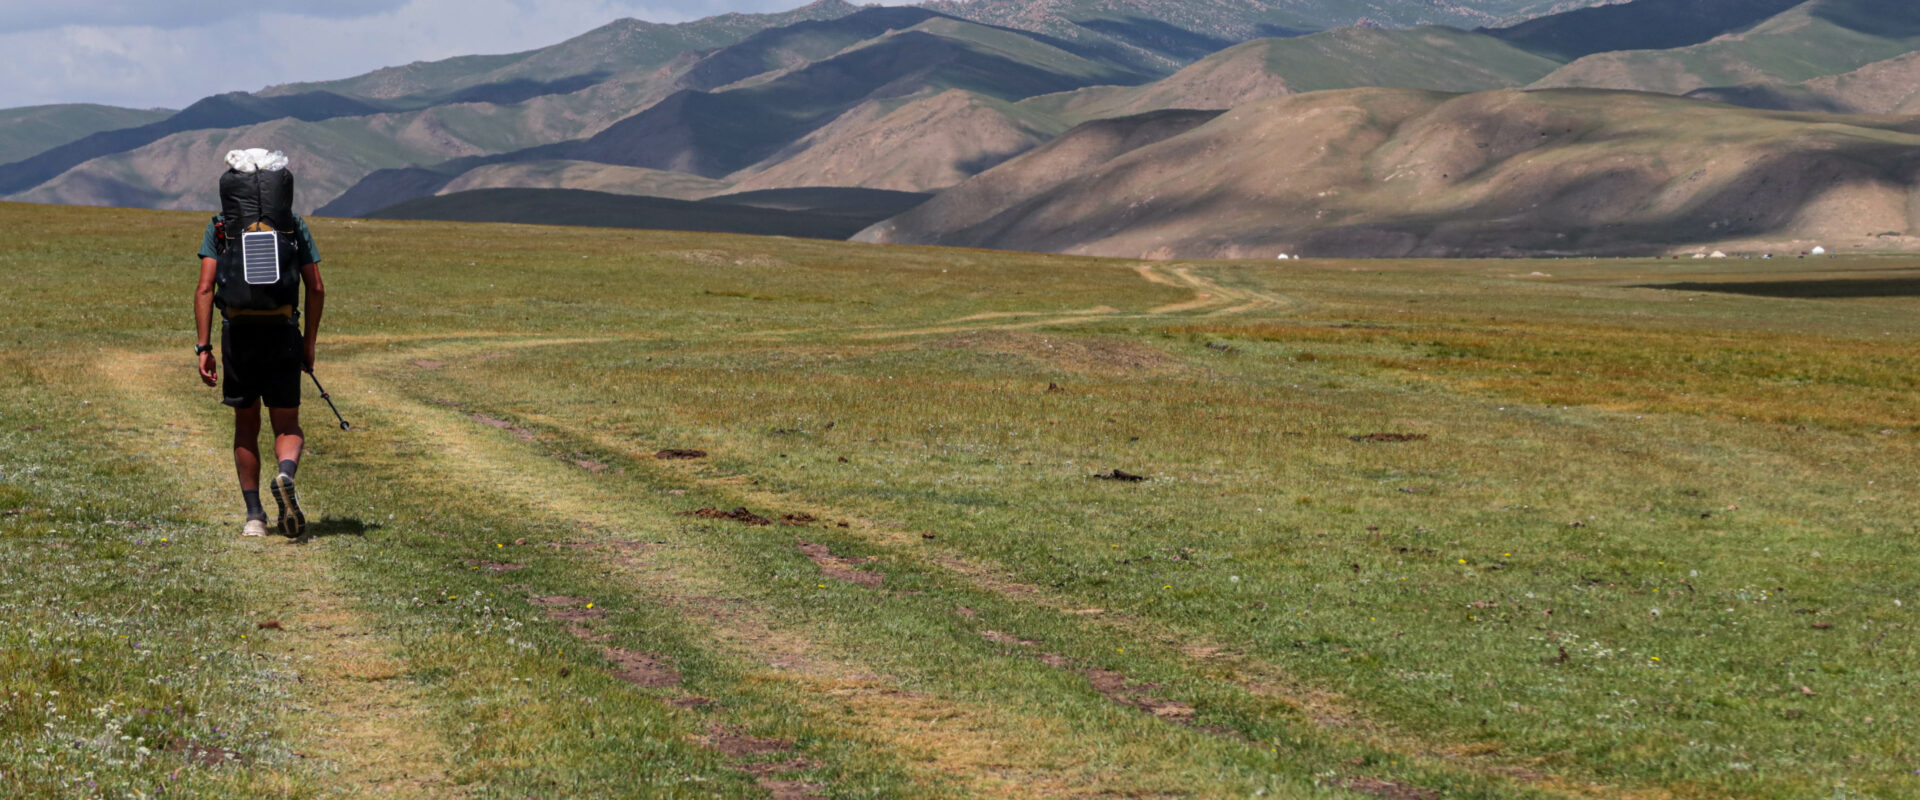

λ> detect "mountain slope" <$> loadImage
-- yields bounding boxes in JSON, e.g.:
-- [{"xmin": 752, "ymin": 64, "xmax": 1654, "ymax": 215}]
[
  {"xmin": 260, "ymin": 0, "xmax": 865, "ymax": 104},
  {"xmin": 924, "ymin": 0, "xmax": 1623, "ymax": 72},
  {"xmin": 727, "ymin": 89, "xmax": 1066, "ymax": 193},
  {"xmin": 527, "ymin": 14, "xmax": 1143, "ymax": 178},
  {"xmin": 11, "ymin": 112, "xmax": 511, "ymax": 215},
  {"xmin": 1690, "ymin": 51, "xmax": 1920, "ymax": 113},
  {"xmin": 14, "ymin": 71, "xmax": 687, "ymax": 214},
  {"xmin": 860, "ymin": 108, "xmax": 1223, "ymax": 242},
  {"xmin": 1485, "ymin": 0, "xmax": 1804, "ymax": 61},
  {"xmin": 1532, "ymin": 0, "xmax": 1920, "ymax": 94},
  {"xmin": 360, "ymin": 187, "xmax": 905, "ymax": 239},
  {"xmin": 0, "ymin": 91, "xmax": 387, "ymax": 196},
  {"xmin": 859, "ymin": 88, "xmax": 1920, "ymax": 258},
  {"xmin": 0, "ymin": 105, "xmax": 172, "ymax": 165},
  {"xmin": 1022, "ymin": 26, "xmax": 1563, "ymax": 125},
  {"xmin": 436, "ymin": 161, "xmax": 732, "ymax": 200}
]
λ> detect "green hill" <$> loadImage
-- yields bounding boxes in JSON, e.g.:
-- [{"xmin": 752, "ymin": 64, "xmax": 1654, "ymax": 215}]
[
  {"xmin": 0, "ymin": 104, "xmax": 171, "ymax": 165},
  {"xmin": 1485, "ymin": 0, "xmax": 1805, "ymax": 61},
  {"xmin": 1533, "ymin": 0, "xmax": 1920, "ymax": 94}
]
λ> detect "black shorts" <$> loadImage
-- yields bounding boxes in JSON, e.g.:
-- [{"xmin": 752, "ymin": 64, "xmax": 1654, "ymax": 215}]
[{"xmin": 221, "ymin": 320, "xmax": 302, "ymax": 409}]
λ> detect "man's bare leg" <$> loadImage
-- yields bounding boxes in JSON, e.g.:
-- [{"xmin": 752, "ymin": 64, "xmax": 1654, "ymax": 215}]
[
  {"xmin": 270, "ymin": 406, "xmax": 304, "ymax": 471},
  {"xmin": 268, "ymin": 406, "xmax": 307, "ymax": 538},
  {"xmin": 234, "ymin": 404, "xmax": 269, "ymax": 535}
]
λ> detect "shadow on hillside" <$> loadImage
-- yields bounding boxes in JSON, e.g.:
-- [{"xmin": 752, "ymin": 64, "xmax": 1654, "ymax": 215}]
[{"xmin": 1077, "ymin": 17, "xmax": 1236, "ymax": 61}]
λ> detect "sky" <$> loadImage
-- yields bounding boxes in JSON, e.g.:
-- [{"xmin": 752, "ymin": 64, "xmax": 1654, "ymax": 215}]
[{"xmin": 0, "ymin": 0, "xmax": 822, "ymax": 110}]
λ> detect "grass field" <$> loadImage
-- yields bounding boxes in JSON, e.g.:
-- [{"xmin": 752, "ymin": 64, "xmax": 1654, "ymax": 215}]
[{"xmin": 2, "ymin": 202, "xmax": 1917, "ymax": 799}]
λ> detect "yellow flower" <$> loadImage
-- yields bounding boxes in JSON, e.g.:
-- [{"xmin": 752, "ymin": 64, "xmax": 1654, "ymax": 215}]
[
  {"xmin": 1457, "ymin": 559, "xmax": 1467, "ymax": 564},
  {"xmin": 584, "ymin": 603, "xmax": 593, "ymax": 609}
]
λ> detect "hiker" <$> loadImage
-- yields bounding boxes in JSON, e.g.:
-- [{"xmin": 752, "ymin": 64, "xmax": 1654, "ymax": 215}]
[{"xmin": 192, "ymin": 149, "xmax": 326, "ymax": 539}]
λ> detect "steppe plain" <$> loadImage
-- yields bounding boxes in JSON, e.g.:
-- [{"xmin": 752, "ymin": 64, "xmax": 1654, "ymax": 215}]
[{"xmin": 2, "ymin": 203, "xmax": 1917, "ymax": 799}]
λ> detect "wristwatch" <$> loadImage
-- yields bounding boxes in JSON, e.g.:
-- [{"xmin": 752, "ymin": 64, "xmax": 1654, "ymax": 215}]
[{"xmin": 194, "ymin": 343, "xmax": 213, "ymax": 356}]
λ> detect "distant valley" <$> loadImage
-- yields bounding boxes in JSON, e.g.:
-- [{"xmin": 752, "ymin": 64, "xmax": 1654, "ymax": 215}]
[{"xmin": 6, "ymin": 0, "xmax": 1920, "ymax": 257}]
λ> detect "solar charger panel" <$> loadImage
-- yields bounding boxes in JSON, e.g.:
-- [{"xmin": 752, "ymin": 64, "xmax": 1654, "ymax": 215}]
[{"xmin": 241, "ymin": 231, "xmax": 280, "ymax": 285}]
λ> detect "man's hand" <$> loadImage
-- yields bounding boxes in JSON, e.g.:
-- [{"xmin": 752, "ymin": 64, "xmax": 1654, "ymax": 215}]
[
  {"xmin": 302, "ymin": 337, "xmax": 316, "ymax": 372},
  {"xmin": 198, "ymin": 351, "xmax": 217, "ymax": 386}
]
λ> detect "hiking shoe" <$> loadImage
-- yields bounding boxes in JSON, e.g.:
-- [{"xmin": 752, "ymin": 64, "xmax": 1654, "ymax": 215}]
[
  {"xmin": 270, "ymin": 473, "xmax": 307, "ymax": 540},
  {"xmin": 242, "ymin": 518, "xmax": 269, "ymax": 537}
]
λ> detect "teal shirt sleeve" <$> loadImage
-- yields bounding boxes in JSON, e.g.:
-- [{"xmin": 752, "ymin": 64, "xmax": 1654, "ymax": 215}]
[
  {"xmin": 292, "ymin": 214, "xmax": 321, "ymax": 265},
  {"xmin": 197, "ymin": 218, "xmax": 218, "ymax": 260}
]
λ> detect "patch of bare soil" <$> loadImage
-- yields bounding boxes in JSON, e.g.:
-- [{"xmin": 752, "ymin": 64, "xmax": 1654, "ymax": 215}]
[
  {"xmin": 759, "ymin": 779, "xmax": 826, "ymax": 800},
  {"xmin": 694, "ymin": 725, "xmax": 821, "ymax": 797},
  {"xmin": 683, "ymin": 507, "xmax": 772, "ymax": 526},
  {"xmin": 1081, "ymin": 667, "xmax": 1196, "ymax": 720},
  {"xmin": 796, "ymin": 540, "xmax": 883, "ymax": 587},
  {"xmin": 666, "ymin": 696, "xmax": 716, "ymax": 709},
  {"xmin": 533, "ymin": 596, "xmax": 607, "ymax": 638},
  {"xmin": 656, "ymin": 449, "xmax": 708, "ymax": 460},
  {"xmin": 940, "ymin": 331, "xmax": 1177, "ymax": 374},
  {"xmin": 566, "ymin": 455, "xmax": 610, "ymax": 473},
  {"xmin": 603, "ymin": 647, "xmax": 681, "ymax": 688},
  {"xmin": 706, "ymin": 728, "xmax": 795, "ymax": 758},
  {"xmin": 1349, "ymin": 433, "xmax": 1429, "ymax": 443},
  {"xmin": 530, "ymin": 595, "xmax": 592, "ymax": 607},
  {"xmin": 781, "ymin": 513, "xmax": 819, "ymax": 526},
  {"xmin": 411, "ymin": 360, "xmax": 446, "ymax": 369},
  {"xmin": 1340, "ymin": 777, "xmax": 1439, "ymax": 800},
  {"xmin": 1094, "ymin": 469, "xmax": 1147, "ymax": 482},
  {"xmin": 166, "ymin": 736, "xmax": 244, "ymax": 766},
  {"xmin": 463, "ymin": 560, "xmax": 528, "ymax": 574},
  {"xmin": 980, "ymin": 630, "xmax": 1037, "ymax": 647},
  {"xmin": 471, "ymin": 413, "xmax": 536, "ymax": 442}
]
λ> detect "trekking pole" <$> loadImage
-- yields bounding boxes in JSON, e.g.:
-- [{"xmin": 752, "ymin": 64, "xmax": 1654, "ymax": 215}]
[{"xmin": 305, "ymin": 369, "xmax": 352, "ymax": 431}]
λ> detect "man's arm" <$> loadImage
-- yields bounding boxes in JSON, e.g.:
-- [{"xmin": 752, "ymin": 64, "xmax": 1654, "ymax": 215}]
[
  {"xmin": 301, "ymin": 263, "xmax": 324, "ymax": 371},
  {"xmin": 195, "ymin": 256, "xmax": 218, "ymax": 386}
]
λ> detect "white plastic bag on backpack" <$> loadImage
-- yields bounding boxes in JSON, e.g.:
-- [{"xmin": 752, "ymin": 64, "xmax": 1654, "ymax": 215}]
[{"xmin": 226, "ymin": 148, "xmax": 289, "ymax": 173}]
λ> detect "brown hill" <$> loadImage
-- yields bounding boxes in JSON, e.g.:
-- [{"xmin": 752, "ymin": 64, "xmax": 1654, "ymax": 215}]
[
  {"xmin": 858, "ymin": 88, "xmax": 1920, "ymax": 258},
  {"xmin": 1020, "ymin": 26, "xmax": 1562, "ymax": 125},
  {"xmin": 727, "ymin": 90, "xmax": 1065, "ymax": 193}
]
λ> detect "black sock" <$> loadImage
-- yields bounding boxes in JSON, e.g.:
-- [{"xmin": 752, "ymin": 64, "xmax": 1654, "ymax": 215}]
[
  {"xmin": 279, "ymin": 459, "xmax": 298, "ymax": 480},
  {"xmin": 243, "ymin": 490, "xmax": 266, "ymax": 520}
]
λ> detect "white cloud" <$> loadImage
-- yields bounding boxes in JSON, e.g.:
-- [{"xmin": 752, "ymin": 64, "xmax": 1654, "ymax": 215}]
[{"xmin": 0, "ymin": 0, "xmax": 815, "ymax": 110}]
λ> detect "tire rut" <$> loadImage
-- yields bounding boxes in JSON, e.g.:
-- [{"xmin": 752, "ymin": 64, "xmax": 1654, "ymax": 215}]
[{"xmin": 103, "ymin": 351, "xmax": 464, "ymax": 799}]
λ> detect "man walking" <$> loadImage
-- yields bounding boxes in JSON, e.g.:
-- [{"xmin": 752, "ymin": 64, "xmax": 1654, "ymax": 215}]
[{"xmin": 192, "ymin": 149, "xmax": 326, "ymax": 538}]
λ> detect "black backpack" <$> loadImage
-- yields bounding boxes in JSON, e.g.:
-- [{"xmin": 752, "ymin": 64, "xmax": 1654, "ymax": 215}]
[{"xmin": 213, "ymin": 168, "xmax": 302, "ymax": 314}]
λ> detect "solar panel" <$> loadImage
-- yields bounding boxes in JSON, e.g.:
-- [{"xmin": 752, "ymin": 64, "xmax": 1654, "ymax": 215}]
[{"xmin": 241, "ymin": 231, "xmax": 279, "ymax": 285}]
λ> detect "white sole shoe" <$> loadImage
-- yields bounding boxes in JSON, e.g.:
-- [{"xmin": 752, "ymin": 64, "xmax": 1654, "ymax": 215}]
[
  {"xmin": 242, "ymin": 519, "xmax": 269, "ymax": 537},
  {"xmin": 270, "ymin": 473, "xmax": 307, "ymax": 540}
]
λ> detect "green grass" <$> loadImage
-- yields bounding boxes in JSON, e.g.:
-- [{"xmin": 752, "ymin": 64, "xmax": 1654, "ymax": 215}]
[{"xmin": 2, "ymin": 202, "xmax": 1918, "ymax": 798}]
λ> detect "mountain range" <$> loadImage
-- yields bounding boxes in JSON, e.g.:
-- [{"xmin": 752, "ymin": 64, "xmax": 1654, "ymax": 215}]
[{"xmin": 5, "ymin": 0, "xmax": 1920, "ymax": 258}]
